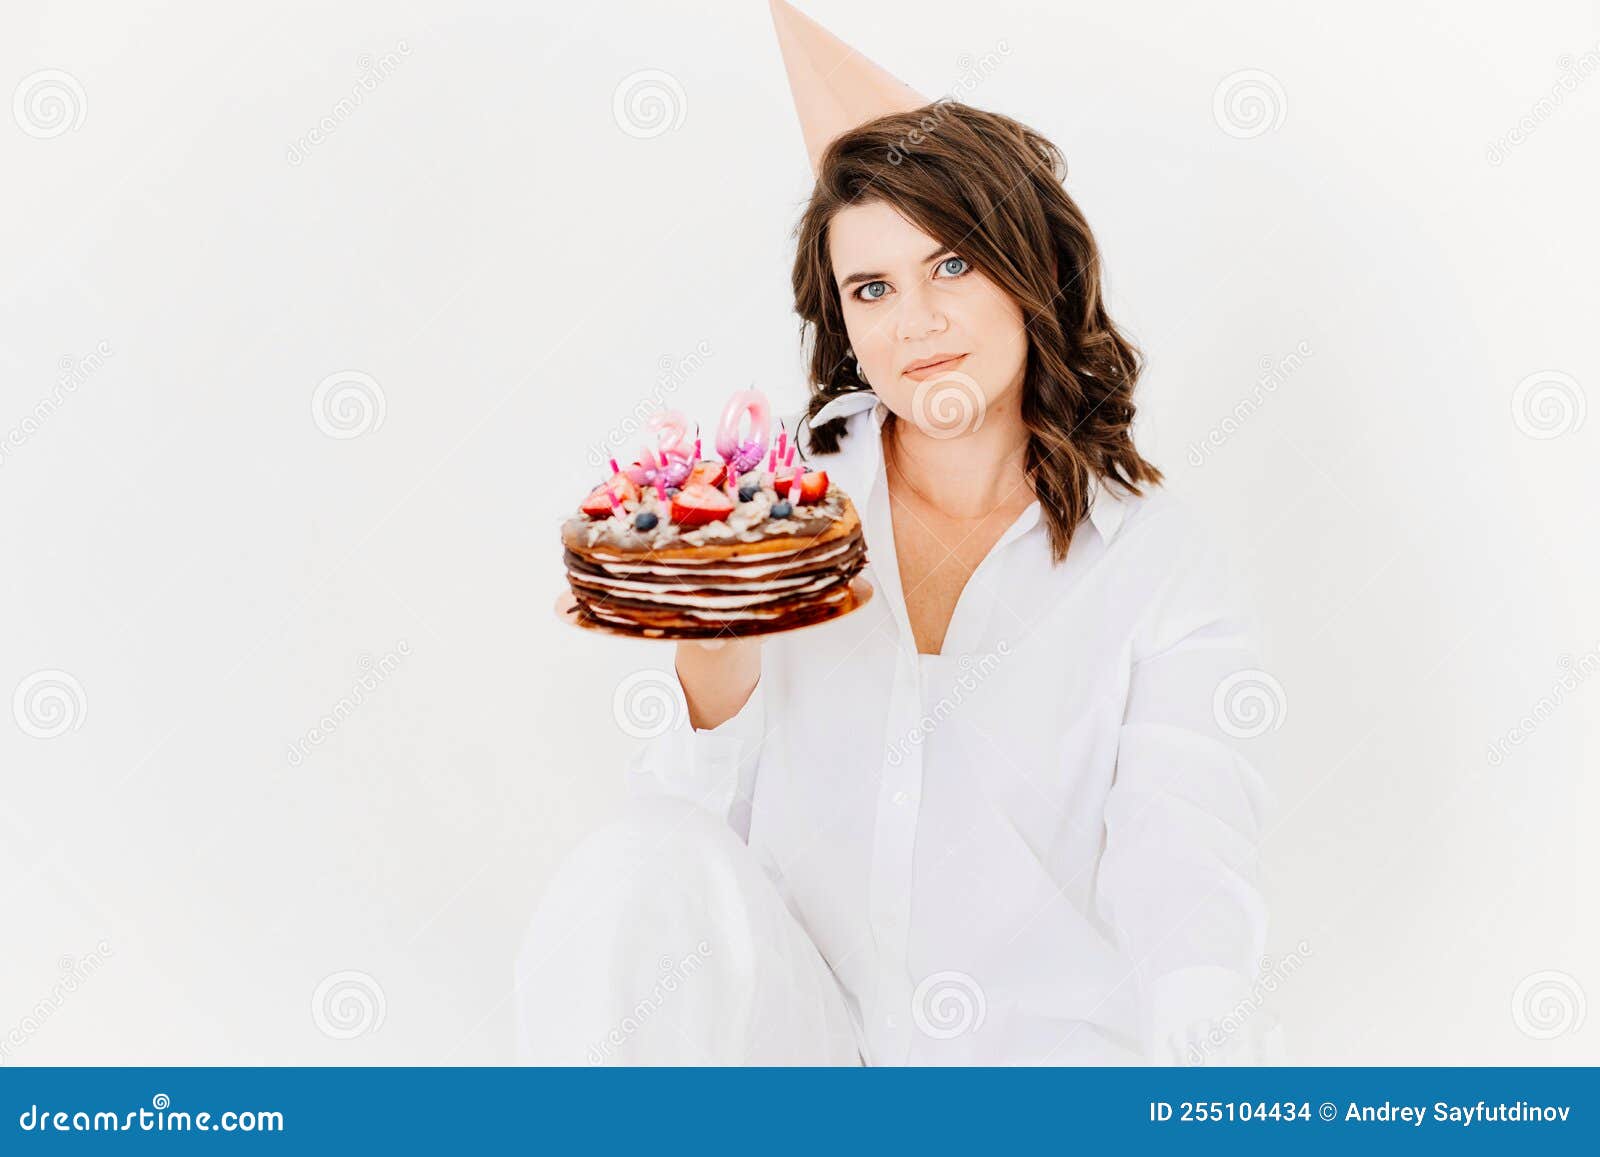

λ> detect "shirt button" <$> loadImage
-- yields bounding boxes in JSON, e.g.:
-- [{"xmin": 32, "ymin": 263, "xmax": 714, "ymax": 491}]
[
  {"xmin": 885, "ymin": 1014, "xmax": 898, "ymax": 1029},
  {"xmin": 892, "ymin": 790, "xmax": 908, "ymax": 805}
]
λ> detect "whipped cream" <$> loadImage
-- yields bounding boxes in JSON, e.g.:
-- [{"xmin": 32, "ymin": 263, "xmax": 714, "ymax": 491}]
[{"xmin": 570, "ymin": 469, "xmax": 845, "ymax": 551}]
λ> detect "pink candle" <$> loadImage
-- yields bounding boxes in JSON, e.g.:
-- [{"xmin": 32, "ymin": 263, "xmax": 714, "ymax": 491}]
[
  {"xmin": 787, "ymin": 470, "xmax": 802, "ymax": 504},
  {"xmin": 608, "ymin": 457, "xmax": 620, "ymax": 477},
  {"xmin": 655, "ymin": 476, "xmax": 667, "ymax": 503},
  {"xmin": 776, "ymin": 428, "xmax": 788, "ymax": 462},
  {"xmin": 692, "ymin": 435, "xmax": 701, "ymax": 462},
  {"xmin": 784, "ymin": 444, "xmax": 796, "ymax": 469}
]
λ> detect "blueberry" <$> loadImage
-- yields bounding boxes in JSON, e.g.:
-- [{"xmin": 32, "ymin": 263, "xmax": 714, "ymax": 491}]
[
  {"xmin": 666, "ymin": 486, "xmax": 681, "ymax": 496},
  {"xmin": 738, "ymin": 485, "xmax": 757, "ymax": 502},
  {"xmin": 633, "ymin": 511, "xmax": 659, "ymax": 531},
  {"xmin": 770, "ymin": 500, "xmax": 793, "ymax": 519}
]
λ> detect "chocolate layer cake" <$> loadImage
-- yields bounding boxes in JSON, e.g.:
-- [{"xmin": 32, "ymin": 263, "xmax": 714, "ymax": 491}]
[{"xmin": 560, "ymin": 465, "xmax": 868, "ymax": 638}]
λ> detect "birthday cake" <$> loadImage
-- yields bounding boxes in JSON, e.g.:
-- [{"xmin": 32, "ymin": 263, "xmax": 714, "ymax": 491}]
[{"xmin": 560, "ymin": 389, "xmax": 868, "ymax": 638}]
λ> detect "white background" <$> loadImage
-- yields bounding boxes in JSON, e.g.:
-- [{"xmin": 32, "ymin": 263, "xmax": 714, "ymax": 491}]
[{"xmin": 2, "ymin": 0, "xmax": 1595, "ymax": 1064}]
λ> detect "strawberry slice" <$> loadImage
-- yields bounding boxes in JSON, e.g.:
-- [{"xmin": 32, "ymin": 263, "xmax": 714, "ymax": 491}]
[
  {"xmin": 670, "ymin": 482, "xmax": 735, "ymax": 526},
  {"xmin": 580, "ymin": 473, "xmax": 641, "ymax": 517},
  {"xmin": 774, "ymin": 468, "xmax": 829, "ymax": 504},
  {"xmin": 687, "ymin": 461, "xmax": 726, "ymax": 489},
  {"xmin": 797, "ymin": 470, "xmax": 829, "ymax": 504}
]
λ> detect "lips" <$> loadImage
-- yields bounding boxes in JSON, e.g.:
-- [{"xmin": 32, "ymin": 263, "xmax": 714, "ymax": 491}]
[{"xmin": 901, "ymin": 353, "xmax": 968, "ymax": 381}]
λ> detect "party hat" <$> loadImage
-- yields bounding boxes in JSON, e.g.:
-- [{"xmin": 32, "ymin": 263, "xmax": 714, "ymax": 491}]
[{"xmin": 768, "ymin": 0, "xmax": 929, "ymax": 174}]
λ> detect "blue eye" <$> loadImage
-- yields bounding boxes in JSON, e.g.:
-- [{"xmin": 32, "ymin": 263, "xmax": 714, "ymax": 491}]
[
  {"xmin": 856, "ymin": 281, "xmax": 889, "ymax": 301},
  {"xmin": 938, "ymin": 256, "xmax": 969, "ymax": 277}
]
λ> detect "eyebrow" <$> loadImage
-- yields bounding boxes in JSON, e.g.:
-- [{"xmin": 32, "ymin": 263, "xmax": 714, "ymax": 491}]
[{"xmin": 837, "ymin": 245, "xmax": 951, "ymax": 291}]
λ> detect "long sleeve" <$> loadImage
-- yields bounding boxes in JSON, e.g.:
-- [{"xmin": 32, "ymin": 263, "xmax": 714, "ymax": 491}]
[
  {"xmin": 623, "ymin": 662, "xmax": 768, "ymax": 843},
  {"xmin": 1093, "ymin": 516, "xmax": 1275, "ymax": 1064}
]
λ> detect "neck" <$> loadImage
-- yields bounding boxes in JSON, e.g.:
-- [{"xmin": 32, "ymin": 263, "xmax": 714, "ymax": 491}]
[{"xmin": 883, "ymin": 389, "xmax": 1033, "ymax": 520}]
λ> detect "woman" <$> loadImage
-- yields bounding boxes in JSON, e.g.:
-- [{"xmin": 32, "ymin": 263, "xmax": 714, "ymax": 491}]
[{"xmin": 516, "ymin": 97, "xmax": 1276, "ymax": 1067}]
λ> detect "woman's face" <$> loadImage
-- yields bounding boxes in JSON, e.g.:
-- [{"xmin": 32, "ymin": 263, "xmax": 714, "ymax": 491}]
[{"xmin": 828, "ymin": 199, "xmax": 1029, "ymax": 437}]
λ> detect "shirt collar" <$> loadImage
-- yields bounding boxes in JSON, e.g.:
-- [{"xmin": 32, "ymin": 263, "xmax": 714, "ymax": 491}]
[
  {"xmin": 808, "ymin": 387, "xmax": 1128, "ymax": 545},
  {"xmin": 809, "ymin": 387, "xmax": 888, "ymax": 430}
]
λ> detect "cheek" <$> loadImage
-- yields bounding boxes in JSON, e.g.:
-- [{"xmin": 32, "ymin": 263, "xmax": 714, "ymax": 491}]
[{"xmin": 967, "ymin": 296, "xmax": 1028, "ymax": 369}]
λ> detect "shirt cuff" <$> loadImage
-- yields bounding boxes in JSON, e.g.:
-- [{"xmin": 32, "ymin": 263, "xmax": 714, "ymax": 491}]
[{"xmin": 623, "ymin": 670, "xmax": 766, "ymax": 832}]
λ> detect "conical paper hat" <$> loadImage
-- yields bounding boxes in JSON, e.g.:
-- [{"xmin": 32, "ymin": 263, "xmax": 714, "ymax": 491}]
[{"xmin": 768, "ymin": 0, "xmax": 929, "ymax": 174}]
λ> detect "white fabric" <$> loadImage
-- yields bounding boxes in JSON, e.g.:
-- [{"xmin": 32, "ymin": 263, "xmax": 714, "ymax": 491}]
[
  {"xmin": 514, "ymin": 796, "xmax": 863, "ymax": 1065},
  {"xmin": 531, "ymin": 388, "xmax": 1283, "ymax": 1065}
]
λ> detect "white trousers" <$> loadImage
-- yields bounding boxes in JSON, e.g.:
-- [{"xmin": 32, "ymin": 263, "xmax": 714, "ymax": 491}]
[{"xmin": 514, "ymin": 796, "xmax": 864, "ymax": 1065}]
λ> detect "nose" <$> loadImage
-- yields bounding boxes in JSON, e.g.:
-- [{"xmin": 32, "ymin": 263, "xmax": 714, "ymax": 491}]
[{"xmin": 894, "ymin": 281, "xmax": 948, "ymax": 343}]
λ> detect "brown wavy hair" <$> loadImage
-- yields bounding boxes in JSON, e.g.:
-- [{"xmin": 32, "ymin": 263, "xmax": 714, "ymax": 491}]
[{"xmin": 791, "ymin": 100, "xmax": 1162, "ymax": 563}]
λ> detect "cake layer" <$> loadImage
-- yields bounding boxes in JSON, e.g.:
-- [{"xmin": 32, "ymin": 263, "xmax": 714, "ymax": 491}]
[{"xmin": 560, "ymin": 477, "xmax": 868, "ymax": 638}]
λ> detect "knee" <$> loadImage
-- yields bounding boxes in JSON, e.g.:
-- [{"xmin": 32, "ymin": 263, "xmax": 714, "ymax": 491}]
[
  {"xmin": 513, "ymin": 799, "xmax": 761, "ymax": 1062},
  {"xmin": 518, "ymin": 797, "xmax": 758, "ymax": 966}
]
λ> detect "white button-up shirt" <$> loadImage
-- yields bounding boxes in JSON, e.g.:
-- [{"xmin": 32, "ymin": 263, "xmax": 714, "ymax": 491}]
[{"xmin": 627, "ymin": 388, "xmax": 1274, "ymax": 1065}]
